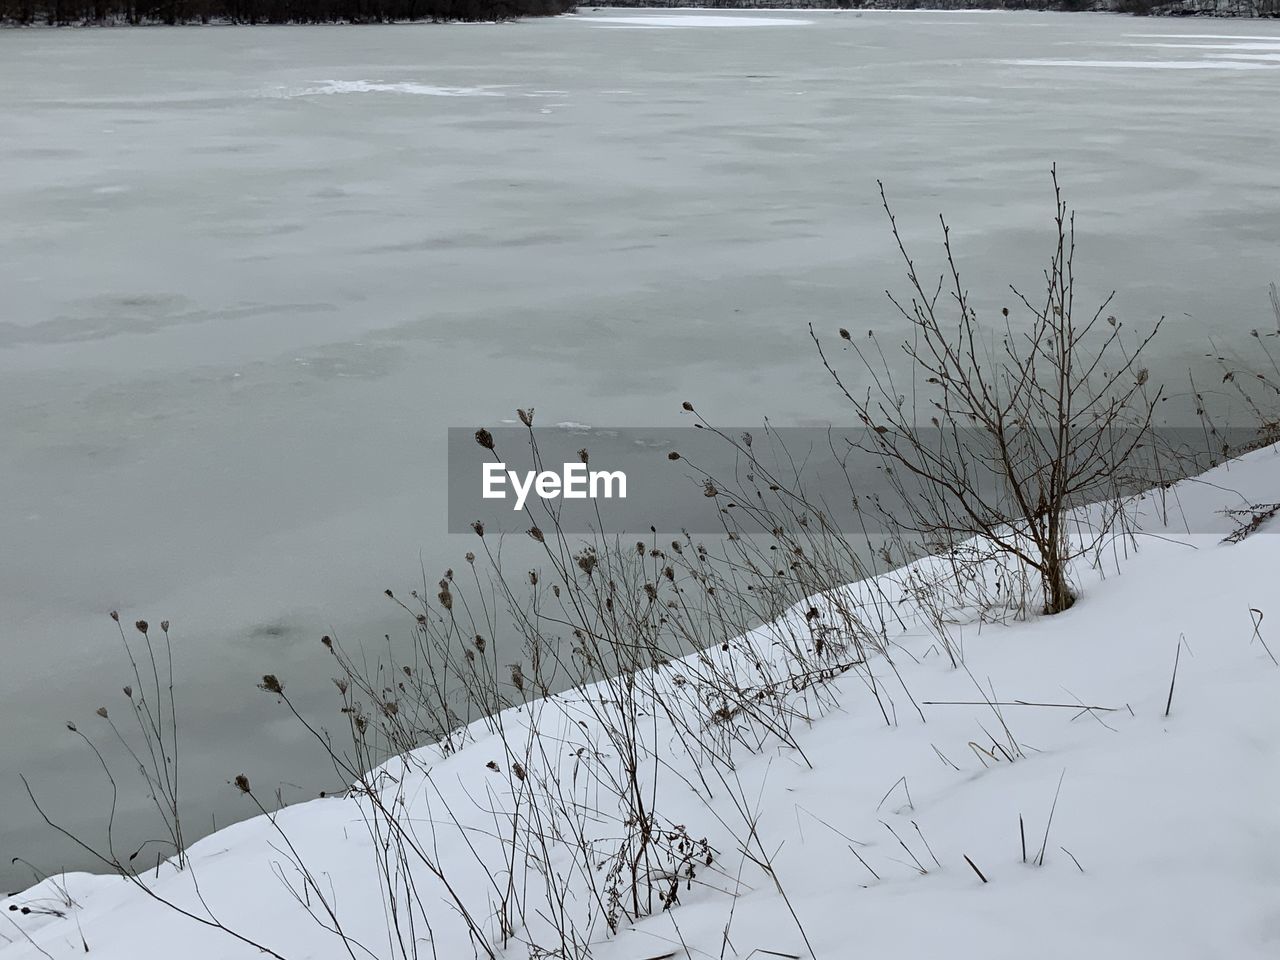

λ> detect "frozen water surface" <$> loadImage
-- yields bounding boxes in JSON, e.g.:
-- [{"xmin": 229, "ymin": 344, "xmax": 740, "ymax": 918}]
[
  {"xmin": 1, "ymin": 10, "xmax": 1279, "ymax": 886},
  {"xmin": 573, "ymin": 14, "xmax": 816, "ymax": 27}
]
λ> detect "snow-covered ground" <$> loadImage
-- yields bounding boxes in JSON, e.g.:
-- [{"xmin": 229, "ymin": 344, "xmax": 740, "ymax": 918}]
[{"xmin": 5, "ymin": 442, "xmax": 1278, "ymax": 959}]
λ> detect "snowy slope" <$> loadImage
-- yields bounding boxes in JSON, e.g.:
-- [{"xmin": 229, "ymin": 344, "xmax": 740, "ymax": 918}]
[{"xmin": 5, "ymin": 445, "xmax": 1279, "ymax": 960}]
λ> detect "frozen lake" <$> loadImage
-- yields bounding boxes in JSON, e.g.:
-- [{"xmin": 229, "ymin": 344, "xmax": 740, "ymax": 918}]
[{"xmin": 2, "ymin": 9, "xmax": 1278, "ymax": 888}]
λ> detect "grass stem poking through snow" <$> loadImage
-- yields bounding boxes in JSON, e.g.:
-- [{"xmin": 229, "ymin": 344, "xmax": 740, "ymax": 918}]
[
  {"xmin": 963, "ymin": 855, "xmax": 989, "ymax": 884},
  {"xmin": 1249, "ymin": 608, "xmax": 1277, "ymax": 666},
  {"xmin": 1165, "ymin": 635, "xmax": 1185, "ymax": 718},
  {"xmin": 1035, "ymin": 771, "xmax": 1066, "ymax": 867}
]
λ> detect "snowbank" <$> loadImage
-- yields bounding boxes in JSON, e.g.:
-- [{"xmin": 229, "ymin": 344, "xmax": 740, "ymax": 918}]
[{"xmin": 4, "ymin": 443, "xmax": 1279, "ymax": 959}]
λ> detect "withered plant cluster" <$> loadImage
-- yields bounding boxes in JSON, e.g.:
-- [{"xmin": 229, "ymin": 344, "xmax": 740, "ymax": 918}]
[{"xmin": 20, "ymin": 178, "xmax": 1280, "ymax": 960}]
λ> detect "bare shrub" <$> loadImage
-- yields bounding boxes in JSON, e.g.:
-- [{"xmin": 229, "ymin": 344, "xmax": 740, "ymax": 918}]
[{"xmin": 813, "ymin": 169, "xmax": 1163, "ymax": 614}]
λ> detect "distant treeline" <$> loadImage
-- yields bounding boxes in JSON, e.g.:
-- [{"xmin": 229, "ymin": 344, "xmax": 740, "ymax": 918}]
[
  {"xmin": 4, "ymin": 0, "xmax": 1277, "ymax": 23},
  {"xmin": 0, "ymin": 0, "xmax": 576, "ymax": 23}
]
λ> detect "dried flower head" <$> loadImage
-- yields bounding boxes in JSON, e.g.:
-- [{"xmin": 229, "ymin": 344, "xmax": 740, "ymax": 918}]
[
  {"xmin": 474, "ymin": 428, "xmax": 495, "ymax": 450},
  {"xmin": 234, "ymin": 774, "xmax": 251, "ymax": 794},
  {"xmin": 259, "ymin": 674, "xmax": 284, "ymax": 695}
]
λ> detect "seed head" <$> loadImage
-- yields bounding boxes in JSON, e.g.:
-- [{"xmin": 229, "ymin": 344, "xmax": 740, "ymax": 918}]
[{"xmin": 259, "ymin": 674, "xmax": 284, "ymax": 695}]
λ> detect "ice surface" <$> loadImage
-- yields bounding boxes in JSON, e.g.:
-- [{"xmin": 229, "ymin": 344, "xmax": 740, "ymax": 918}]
[
  {"xmin": 278, "ymin": 79, "xmax": 509, "ymax": 97},
  {"xmin": 1007, "ymin": 58, "xmax": 1277, "ymax": 70},
  {"xmin": 572, "ymin": 14, "xmax": 815, "ymax": 28},
  {"xmin": 1016, "ymin": 32, "xmax": 1280, "ymax": 69}
]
